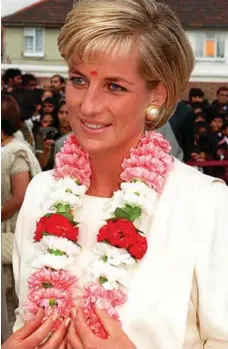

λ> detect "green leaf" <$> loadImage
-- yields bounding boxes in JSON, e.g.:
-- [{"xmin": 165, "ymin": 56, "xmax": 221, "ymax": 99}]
[
  {"xmin": 114, "ymin": 205, "xmax": 142, "ymax": 222},
  {"xmin": 99, "ymin": 276, "xmax": 108, "ymax": 285},
  {"xmin": 114, "ymin": 207, "xmax": 131, "ymax": 220},
  {"xmin": 49, "ymin": 298, "xmax": 58, "ymax": 307},
  {"xmin": 58, "ymin": 211, "xmax": 74, "ymax": 222},
  {"xmin": 48, "ymin": 248, "xmax": 67, "ymax": 256},
  {"xmin": 44, "ymin": 213, "xmax": 52, "ymax": 218},
  {"xmin": 102, "ymin": 255, "xmax": 108, "ymax": 263},
  {"xmin": 42, "ymin": 282, "xmax": 53, "ymax": 289},
  {"xmin": 54, "ymin": 203, "xmax": 71, "ymax": 213}
]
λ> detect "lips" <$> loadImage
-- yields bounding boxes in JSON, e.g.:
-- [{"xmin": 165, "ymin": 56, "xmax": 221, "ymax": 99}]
[{"xmin": 81, "ymin": 119, "xmax": 111, "ymax": 130}]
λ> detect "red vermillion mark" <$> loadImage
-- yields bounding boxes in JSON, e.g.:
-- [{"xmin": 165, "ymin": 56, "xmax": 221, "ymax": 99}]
[{"xmin": 90, "ymin": 71, "xmax": 98, "ymax": 76}]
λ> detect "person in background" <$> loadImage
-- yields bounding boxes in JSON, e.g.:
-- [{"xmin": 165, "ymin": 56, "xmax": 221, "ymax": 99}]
[
  {"xmin": 190, "ymin": 102, "xmax": 205, "ymax": 115},
  {"xmin": 33, "ymin": 113, "xmax": 59, "ymax": 170},
  {"xmin": 21, "ymin": 74, "xmax": 37, "ymax": 90},
  {"xmin": 169, "ymin": 101, "xmax": 195, "ymax": 162},
  {"xmin": 1, "ymin": 94, "xmax": 41, "ymax": 294},
  {"xmin": 2, "ymin": 69, "xmax": 22, "ymax": 93},
  {"xmin": 57, "ymin": 100, "xmax": 71, "ymax": 136},
  {"xmin": 54, "ymin": 101, "xmax": 73, "ymax": 155},
  {"xmin": 41, "ymin": 89, "xmax": 54, "ymax": 102},
  {"xmin": 188, "ymin": 88, "xmax": 205, "ymax": 105},
  {"xmin": 41, "ymin": 97, "xmax": 58, "ymax": 115},
  {"xmin": 190, "ymin": 121, "xmax": 210, "ymax": 162},
  {"xmin": 195, "ymin": 111, "xmax": 206, "ymax": 123},
  {"xmin": 207, "ymin": 86, "xmax": 228, "ymax": 121},
  {"xmin": 50, "ymin": 74, "xmax": 65, "ymax": 97}
]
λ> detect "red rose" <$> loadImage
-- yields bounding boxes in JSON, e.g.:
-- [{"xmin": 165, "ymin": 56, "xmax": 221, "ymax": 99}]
[
  {"xmin": 97, "ymin": 218, "xmax": 138, "ymax": 249},
  {"xmin": 34, "ymin": 216, "xmax": 49, "ymax": 242},
  {"xmin": 128, "ymin": 234, "xmax": 147, "ymax": 260},
  {"xmin": 34, "ymin": 214, "xmax": 78, "ymax": 242}
]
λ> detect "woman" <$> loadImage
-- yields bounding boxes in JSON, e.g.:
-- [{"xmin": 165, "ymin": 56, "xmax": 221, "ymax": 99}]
[
  {"xmin": 57, "ymin": 100, "xmax": 71, "ymax": 136},
  {"xmin": 1, "ymin": 95, "xmax": 41, "ymax": 294},
  {"xmin": 7, "ymin": 0, "xmax": 228, "ymax": 348}
]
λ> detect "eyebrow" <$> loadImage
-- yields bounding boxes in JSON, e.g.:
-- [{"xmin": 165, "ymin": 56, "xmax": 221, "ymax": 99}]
[{"xmin": 69, "ymin": 69, "xmax": 134, "ymax": 86}]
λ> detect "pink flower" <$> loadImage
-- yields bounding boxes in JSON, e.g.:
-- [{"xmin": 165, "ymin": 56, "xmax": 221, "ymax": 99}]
[
  {"xmin": 53, "ymin": 134, "xmax": 91, "ymax": 186},
  {"xmin": 121, "ymin": 131, "xmax": 173, "ymax": 192},
  {"xmin": 79, "ymin": 283, "xmax": 127, "ymax": 338},
  {"xmin": 28, "ymin": 268, "xmax": 77, "ymax": 291},
  {"xmin": 26, "ymin": 287, "xmax": 74, "ymax": 329}
]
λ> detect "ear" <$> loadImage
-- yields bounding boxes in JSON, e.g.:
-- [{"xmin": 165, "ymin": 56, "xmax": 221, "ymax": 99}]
[{"xmin": 150, "ymin": 82, "xmax": 167, "ymax": 107}]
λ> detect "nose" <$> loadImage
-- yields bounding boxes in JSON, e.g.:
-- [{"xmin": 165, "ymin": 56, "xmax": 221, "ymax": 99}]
[{"xmin": 80, "ymin": 85, "xmax": 105, "ymax": 117}]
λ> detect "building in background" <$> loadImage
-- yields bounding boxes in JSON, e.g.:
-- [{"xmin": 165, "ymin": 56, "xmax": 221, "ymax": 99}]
[{"xmin": 1, "ymin": 0, "xmax": 228, "ymax": 100}]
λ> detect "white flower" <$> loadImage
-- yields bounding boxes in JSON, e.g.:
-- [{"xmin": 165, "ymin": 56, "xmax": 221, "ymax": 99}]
[
  {"xmin": 88, "ymin": 260, "xmax": 127, "ymax": 290},
  {"xmin": 42, "ymin": 177, "xmax": 87, "ymax": 212},
  {"xmin": 93, "ymin": 243, "xmax": 135, "ymax": 267},
  {"xmin": 106, "ymin": 190, "xmax": 124, "ymax": 213},
  {"xmin": 55, "ymin": 177, "xmax": 87, "ymax": 196},
  {"xmin": 31, "ymin": 254, "xmax": 74, "ymax": 270},
  {"xmin": 121, "ymin": 181, "xmax": 151, "ymax": 196},
  {"xmin": 121, "ymin": 181, "xmax": 158, "ymax": 213},
  {"xmin": 36, "ymin": 236, "xmax": 81, "ymax": 257}
]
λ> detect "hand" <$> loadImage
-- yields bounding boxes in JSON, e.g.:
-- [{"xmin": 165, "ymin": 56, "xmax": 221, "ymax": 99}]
[
  {"xmin": 2, "ymin": 309, "xmax": 71, "ymax": 349},
  {"xmin": 43, "ymin": 139, "xmax": 55, "ymax": 153},
  {"xmin": 67, "ymin": 306, "xmax": 136, "ymax": 349}
]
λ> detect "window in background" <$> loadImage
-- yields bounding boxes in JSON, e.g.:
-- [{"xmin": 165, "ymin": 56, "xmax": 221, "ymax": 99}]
[
  {"xmin": 23, "ymin": 28, "xmax": 45, "ymax": 57},
  {"xmin": 195, "ymin": 32, "xmax": 225, "ymax": 61}
]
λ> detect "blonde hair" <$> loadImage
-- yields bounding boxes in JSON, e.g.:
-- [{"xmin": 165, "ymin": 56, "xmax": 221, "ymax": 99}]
[{"xmin": 58, "ymin": 0, "xmax": 195, "ymax": 129}]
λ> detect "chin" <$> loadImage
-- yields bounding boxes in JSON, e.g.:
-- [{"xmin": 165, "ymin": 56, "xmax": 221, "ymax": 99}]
[{"xmin": 77, "ymin": 136, "xmax": 111, "ymax": 154}]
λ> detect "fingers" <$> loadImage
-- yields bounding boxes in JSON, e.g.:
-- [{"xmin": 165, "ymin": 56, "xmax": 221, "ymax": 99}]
[
  {"xmin": 67, "ymin": 323, "xmax": 83, "ymax": 349},
  {"xmin": 58, "ymin": 338, "xmax": 67, "ymax": 349},
  {"xmin": 12, "ymin": 309, "xmax": 44, "ymax": 341},
  {"xmin": 41, "ymin": 318, "xmax": 71, "ymax": 349},
  {"xmin": 40, "ymin": 318, "xmax": 71, "ymax": 349},
  {"xmin": 74, "ymin": 307, "xmax": 98, "ymax": 345},
  {"xmin": 95, "ymin": 305, "xmax": 121, "ymax": 337},
  {"xmin": 22, "ymin": 313, "xmax": 59, "ymax": 348}
]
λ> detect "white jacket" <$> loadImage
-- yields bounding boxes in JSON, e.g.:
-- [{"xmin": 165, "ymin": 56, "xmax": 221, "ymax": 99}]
[{"xmin": 13, "ymin": 159, "xmax": 228, "ymax": 348}]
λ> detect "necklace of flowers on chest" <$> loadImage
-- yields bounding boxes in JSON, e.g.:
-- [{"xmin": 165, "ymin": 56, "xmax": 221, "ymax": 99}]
[{"xmin": 25, "ymin": 131, "xmax": 173, "ymax": 338}]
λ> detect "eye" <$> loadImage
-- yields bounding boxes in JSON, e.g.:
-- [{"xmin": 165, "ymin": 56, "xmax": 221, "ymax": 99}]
[
  {"xmin": 108, "ymin": 83, "xmax": 126, "ymax": 92},
  {"xmin": 69, "ymin": 76, "xmax": 86, "ymax": 86}
]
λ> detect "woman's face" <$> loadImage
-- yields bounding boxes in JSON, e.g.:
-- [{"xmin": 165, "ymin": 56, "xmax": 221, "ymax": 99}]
[
  {"xmin": 41, "ymin": 114, "xmax": 54, "ymax": 128},
  {"xmin": 58, "ymin": 104, "xmax": 69, "ymax": 126},
  {"xmin": 66, "ymin": 48, "xmax": 157, "ymax": 155}
]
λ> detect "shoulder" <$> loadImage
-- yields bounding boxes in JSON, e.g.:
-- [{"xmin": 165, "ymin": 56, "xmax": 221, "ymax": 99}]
[
  {"xmin": 166, "ymin": 159, "xmax": 228, "ymax": 224},
  {"xmin": 170, "ymin": 158, "xmax": 222, "ymax": 186},
  {"xmin": 165, "ymin": 158, "xmax": 227, "ymax": 206},
  {"xmin": 54, "ymin": 133, "xmax": 71, "ymax": 154},
  {"xmin": 22, "ymin": 170, "xmax": 53, "ymax": 206}
]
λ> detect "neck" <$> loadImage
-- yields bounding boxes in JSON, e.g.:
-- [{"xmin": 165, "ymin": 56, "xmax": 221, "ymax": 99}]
[
  {"xmin": 87, "ymin": 132, "xmax": 143, "ymax": 197},
  {"xmin": 1, "ymin": 135, "xmax": 14, "ymax": 147}
]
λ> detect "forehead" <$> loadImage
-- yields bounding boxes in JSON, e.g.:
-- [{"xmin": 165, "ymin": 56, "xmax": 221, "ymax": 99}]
[
  {"xmin": 51, "ymin": 77, "xmax": 60, "ymax": 82},
  {"xmin": 70, "ymin": 47, "xmax": 141, "ymax": 78}
]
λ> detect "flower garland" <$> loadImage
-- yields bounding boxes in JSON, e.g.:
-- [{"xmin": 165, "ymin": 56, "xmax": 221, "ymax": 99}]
[{"xmin": 25, "ymin": 131, "xmax": 173, "ymax": 337}]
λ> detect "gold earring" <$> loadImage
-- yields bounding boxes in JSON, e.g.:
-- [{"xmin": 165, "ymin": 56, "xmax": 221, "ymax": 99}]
[{"xmin": 146, "ymin": 105, "xmax": 160, "ymax": 121}]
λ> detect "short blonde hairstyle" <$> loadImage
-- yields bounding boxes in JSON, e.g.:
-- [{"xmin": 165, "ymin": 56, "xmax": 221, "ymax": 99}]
[{"xmin": 58, "ymin": 0, "xmax": 195, "ymax": 129}]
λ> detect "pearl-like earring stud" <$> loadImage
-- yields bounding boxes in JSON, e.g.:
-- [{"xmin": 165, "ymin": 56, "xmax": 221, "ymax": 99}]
[{"xmin": 146, "ymin": 106, "xmax": 160, "ymax": 121}]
